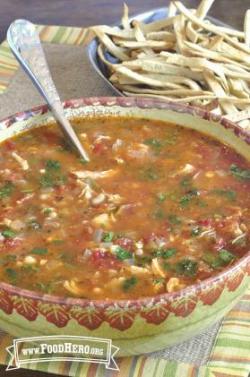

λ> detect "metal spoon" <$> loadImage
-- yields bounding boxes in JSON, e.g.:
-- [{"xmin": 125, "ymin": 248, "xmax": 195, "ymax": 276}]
[{"xmin": 7, "ymin": 19, "xmax": 90, "ymax": 162}]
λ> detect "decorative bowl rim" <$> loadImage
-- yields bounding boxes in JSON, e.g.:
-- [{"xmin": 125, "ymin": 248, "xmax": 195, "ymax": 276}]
[{"xmin": 0, "ymin": 96, "xmax": 249, "ymax": 309}]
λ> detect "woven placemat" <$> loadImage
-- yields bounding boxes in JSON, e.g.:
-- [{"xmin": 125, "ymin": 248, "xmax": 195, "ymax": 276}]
[{"xmin": 0, "ymin": 26, "xmax": 249, "ymax": 377}]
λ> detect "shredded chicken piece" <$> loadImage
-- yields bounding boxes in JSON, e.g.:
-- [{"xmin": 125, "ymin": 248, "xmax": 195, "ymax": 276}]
[
  {"xmin": 74, "ymin": 169, "xmax": 118, "ymax": 180},
  {"xmin": 179, "ymin": 163, "xmax": 195, "ymax": 174},
  {"xmin": 63, "ymin": 279, "xmax": 85, "ymax": 296},
  {"xmin": 12, "ymin": 152, "xmax": 29, "ymax": 171},
  {"xmin": 151, "ymin": 258, "xmax": 166, "ymax": 277},
  {"xmin": 23, "ymin": 255, "xmax": 37, "ymax": 265},
  {"xmin": 114, "ymin": 157, "xmax": 125, "ymax": 164},
  {"xmin": 231, "ymin": 233, "xmax": 246, "ymax": 245},
  {"xmin": 92, "ymin": 213, "xmax": 116, "ymax": 228},
  {"xmin": 93, "ymin": 287, "xmax": 104, "ymax": 295},
  {"xmin": 16, "ymin": 193, "xmax": 34, "ymax": 205},
  {"xmin": 199, "ymin": 229, "xmax": 216, "ymax": 239},
  {"xmin": 172, "ymin": 163, "xmax": 196, "ymax": 177},
  {"xmin": 135, "ymin": 240, "xmax": 144, "ymax": 255},
  {"xmin": 40, "ymin": 259, "xmax": 48, "ymax": 266},
  {"xmin": 166, "ymin": 277, "xmax": 186, "ymax": 292},
  {"xmin": 112, "ymin": 138, "xmax": 123, "ymax": 152},
  {"xmin": 79, "ymin": 182, "xmax": 95, "ymax": 200},
  {"xmin": 105, "ymin": 277, "xmax": 126, "ymax": 291},
  {"xmin": 1, "ymin": 218, "xmax": 25, "ymax": 231},
  {"xmin": 130, "ymin": 265, "xmax": 150, "ymax": 276},
  {"xmin": 106, "ymin": 193, "xmax": 123, "ymax": 204},
  {"xmin": 126, "ymin": 143, "xmax": 152, "ymax": 160},
  {"xmin": 94, "ymin": 135, "xmax": 111, "ymax": 143},
  {"xmin": 230, "ymin": 221, "xmax": 244, "ymax": 237},
  {"xmin": 91, "ymin": 193, "xmax": 106, "ymax": 206}
]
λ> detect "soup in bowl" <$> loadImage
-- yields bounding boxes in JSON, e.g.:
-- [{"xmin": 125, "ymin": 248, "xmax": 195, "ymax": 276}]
[{"xmin": 0, "ymin": 97, "xmax": 249, "ymax": 356}]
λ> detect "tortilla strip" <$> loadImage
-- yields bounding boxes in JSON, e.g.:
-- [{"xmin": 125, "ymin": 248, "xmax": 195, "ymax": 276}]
[
  {"xmin": 228, "ymin": 78, "xmax": 249, "ymax": 99},
  {"xmin": 121, "ymin": 3, "xmax": 130, "ymax": 30},
  {"xmin": 183, "ymin": 40, "xmax": 250, "ymax": 69},
  {"xmin": 173, "ymin": 1, "xmax": 247, "ymax": 48},
  {"xmin": 91, "ymin": 1, "xmax": 250, "ymax": 122},
  {"xmin": 114, "ymin": 66, "xmax": 202, "ymax": 90},
  {"xmin": 91, "ymin": 25, "xmax": 135, "ymax": 39},
  {"xmin": 173, "ymin": 15, "xmax": 189, "ymax": 55},
  {"xmin": 116, "ymin": 40, "xmax": 174, "ymax": 49},
  {"xmin": 210, "ymin": 41, "xmax": 250, "ymax": 65},
  {"xmin": 203, "ymin": 70, "xmax": 238, "ymax": 113},
  {"xmin": 133, "ymin": 20, "xmax": 155, "ymax": 56},
  {"xmin": 146, "ymin": 31, "xmax": 176, "ymax": 42},
  {"xmin": 244, "ymin": 10, "xmax": 250, "ymax": 47},
  {"xmin": 160, "ymin": 52, "xmax": 228, "ymax": 89},
  {"xmin": 114, "ymin": 75, "xmax": 183, "ymax": 89},
  {"xmin": 97, "ymin": 44, "xmax": 116, "ymax": 69},
  {"xmin": 140, "ymin": 15, "xmax": 177, "ymax": 33},
  {"xmin": 117, "ymin": 85, "xmax": 212, "ymax": 97},
  {"xmin": 92, "ymin": 28, "xmax": 129, "ymax": 61},
  {"xmin": 196, "ymin": 0, "xmax": 215, "ymax": 19},
  {"xmin": 123, "ymin": 59, "xmax": 204, "ymax": 81},
  {"xmin": 185, "ymin": 21, "xmax": 206, "ymax": 43},
  {"xmin": 168, "ymin": 1, "xmax": 177, "ymax": 17}
]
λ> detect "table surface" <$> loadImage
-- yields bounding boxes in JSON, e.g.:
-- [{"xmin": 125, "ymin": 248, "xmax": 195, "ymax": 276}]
[{"xmin": 0, "ymin": 0, "xmax": 248, "ymax": 376}]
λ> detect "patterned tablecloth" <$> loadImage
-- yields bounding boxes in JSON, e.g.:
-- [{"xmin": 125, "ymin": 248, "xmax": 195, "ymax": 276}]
[{"xmin": 0, "ymin": 24, "xmax": 249, "ymax": 377}]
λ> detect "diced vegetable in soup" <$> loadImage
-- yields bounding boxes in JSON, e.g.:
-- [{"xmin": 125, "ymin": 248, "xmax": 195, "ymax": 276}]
[{"xmin": 0, "ymin": 117, "xmax": 249, "ymax": 300}]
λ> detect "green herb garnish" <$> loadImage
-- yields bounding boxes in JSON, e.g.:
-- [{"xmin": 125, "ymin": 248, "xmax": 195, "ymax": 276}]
[
  {"xmin": 0, "ymin": 254, "xmax": 16, "ymax": 265},
  {"xmin": 43, "ymin": 208, "xmax": 53, "ymax": 215},
  {"xmin": 144, "ymin": 138, "xmax": 162, "ymax": 150},
  {"xmin": 154, "ymin": 248, "xmax": 177, "ymax": 259},
  {"xmin": 175, "ymin": 259, "xmax": 198, "ymax": 277},
  {"xmin": 0, "ymin": 181, "xmax": 14, "ymax": 198},
  {"xmin": 168, "ymin": 214, "xmax": 182, "ymax": 225},
  {"xmin": 156, "ymin": 192, "xmax": 167, "ymax": 202},
  {"xmin": 40, "ymin": 172, "xmax": 67, "ymax": 188},
  {"xmin": 180, "ymin": 177, "xmax": 192, "ymax": 188},
  {"xmin": 211, "ymin": 189, "xmax": 236, "ymax": 201},
  {"xmin": 1, "ymin": 229, "xmax": 16, "ymax": 238},
  {"xmin": 31, "ymin": 247, "xmax": 48, "ymax": 255},
  {"xmin": 115, "ymin": 246, "xmax": 132, "ymax": 260},
  {"xmin": 230, "ymin": 164, "xmax": 250, "ymax": 181},
  {"xmin": 51, "ymin": 239, "xmax": 65, "ymax": 245},
  {"xmin": 218, "ymin": 249, "xmax": 235, "ymax": 264},
  {"xmin": 45, "ymin": 159, "xmax": 61, "ymax": 170},
  {"xmin": 179, "ymin": 189, "xmax": 199, "ymax": 207},
  {"xmin": 122, "ymin": 276, "xmax": 138, "ymax": 291},
  {"xmin": 5, "ymin": 268, "xmax": 17, "ymax": 283},
  {"xmin": 22, "ymin": 265, "xmax": 40, "ymax": 273},
  {"xmin": 102, "ymin": 232, "xmax": 114, "ymax": 242},
  {"xmin": 163, "ymin": 262, "xmax": 174, "ymax": 271},
  {"xmin": 152, "ymin": 208, "xmax": 165, "ymax": 220},
  {"xmin": 35, "ymin": 282, "xmax": 53, "ymax": 293},
  {"xmin": 153, "ymin": 277, "xmax": 165, "ymax": 285},
  {"xmin": 202, "ymin": 249, "xmax": 235, "ymax": 269},
  {"xmin": 40, "ymin": 159, "xmax": 66, "ymax": 188},
  {"xmin": 141, "ymin": 167, "xmax": 159, "ymax": 181}
]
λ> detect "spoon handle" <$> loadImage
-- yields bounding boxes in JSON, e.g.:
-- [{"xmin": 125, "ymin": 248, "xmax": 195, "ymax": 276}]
[{"xmin": 7, "ymin": 19, "xmax": 89, "ymax": 162}]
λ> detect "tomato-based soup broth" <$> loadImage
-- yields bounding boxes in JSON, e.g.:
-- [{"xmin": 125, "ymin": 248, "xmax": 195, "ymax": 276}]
[{"xmin": 0, "ymin": 117, "xmax": 249, "ymax": 300}]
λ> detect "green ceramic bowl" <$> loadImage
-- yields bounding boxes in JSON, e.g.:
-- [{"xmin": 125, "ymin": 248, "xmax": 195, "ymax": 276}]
[{"xmin": 0, "ymin": 97, "xmax": 249, "ymax": 356}]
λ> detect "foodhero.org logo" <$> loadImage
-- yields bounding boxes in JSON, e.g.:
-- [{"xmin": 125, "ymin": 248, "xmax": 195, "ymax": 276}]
[{"xmin": 6, "ymin": 335, "xmax": 119, "ymax": 371}]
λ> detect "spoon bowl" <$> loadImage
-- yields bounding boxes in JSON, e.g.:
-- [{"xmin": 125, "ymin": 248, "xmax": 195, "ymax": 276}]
[{"xmin": 7, "ymin": 19, "xmax": 89, "ymax": 162}]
